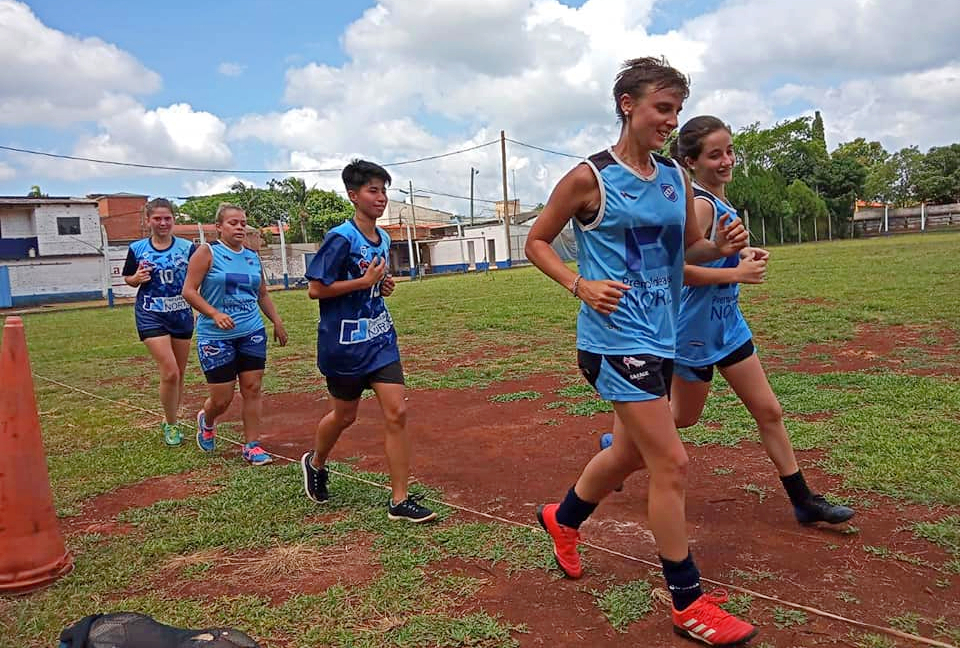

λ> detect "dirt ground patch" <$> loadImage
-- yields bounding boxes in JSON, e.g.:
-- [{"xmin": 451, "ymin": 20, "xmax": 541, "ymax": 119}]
[
  {"xmin": 62, "ymin": 466, "xmax": 223, "ymax": 537},
  {"xmin": 65, "ymin": 371, "xmax": 959, "ymax": 646},
  {"xmin": 769, "ymin": 323, "xmax": 960, "ymax": 376}
]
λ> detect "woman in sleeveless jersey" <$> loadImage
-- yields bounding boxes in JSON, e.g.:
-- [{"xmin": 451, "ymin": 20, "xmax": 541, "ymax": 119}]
[{"xmin": 182, "ymin": 203, "xmax": 287, "ymax": 466}]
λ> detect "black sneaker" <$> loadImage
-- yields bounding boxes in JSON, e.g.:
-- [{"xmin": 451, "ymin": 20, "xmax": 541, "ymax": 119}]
[
  {"xmin": 301, "ymin": 451, "xmax": 328, "ymax": 503},
  {"xmin": 388, "ymin": 494, "xmax": 437, "ymax": 523},
  {"xmin": 795, "ymin": 494, "xmax": 855, "ymax": 525}
]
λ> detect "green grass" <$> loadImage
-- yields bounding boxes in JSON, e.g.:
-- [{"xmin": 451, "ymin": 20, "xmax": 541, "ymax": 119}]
[
  {"xmin": 488, "ymin": 391, "xmax": 541, "ymax": 403},
  {"xmin": 592, "ymin": 579, "xmax": 654, "ymax": 632},
  {"xmin": 4, "ymin": 233, "xmax": 960, "ymax": 645},
  {"xmin": 772, "ymin": 606, "xmax": 808, "ymax": 629}
]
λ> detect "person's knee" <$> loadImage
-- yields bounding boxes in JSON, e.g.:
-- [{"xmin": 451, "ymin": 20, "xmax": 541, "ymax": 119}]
[
  {"xmin": 653, "ymin": 448, "xmax": 689, "ymax": 490},
  {"xmin": 753, "ymin": 399, "xmax": 784, "ymax": 428},
  {"xmin": 382, "ymin": 401, "xmax": 407, "ymax": 429},
  {"xmin": 158, "ymin": 363, "xmax": 180, "ymax": 385},
  {"xmin": 332, "ymin": 407, "xmax": 358, "ymax": 429},
  {"xmin": 673, "ymin": 410, "xmax": 700, "ymax": 429}
]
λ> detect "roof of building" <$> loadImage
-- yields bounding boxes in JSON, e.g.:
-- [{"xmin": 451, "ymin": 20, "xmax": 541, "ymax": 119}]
[
  {"xmin": 86, "ymin": 192, "xmax": 150, "ymax": 199},
  {"xmin": 0, "ymin": 196, "xmax": 98, "ymax": 205}
]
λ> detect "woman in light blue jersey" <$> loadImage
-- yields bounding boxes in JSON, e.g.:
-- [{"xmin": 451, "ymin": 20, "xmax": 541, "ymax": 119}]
[
  {"xmin": 121, "ymin": 198, "xmax": 196, "ymax": 446},
  {"xmin": 668, "ymin": 116, "xmax": 854, "ymax": 526},
  {"xmin": 525, "ymin": 57, "xmax": 757, "ymax": 646},
  {"xmin": 183, "ymin": 203, "xmax": 288, "ymax": 466}
]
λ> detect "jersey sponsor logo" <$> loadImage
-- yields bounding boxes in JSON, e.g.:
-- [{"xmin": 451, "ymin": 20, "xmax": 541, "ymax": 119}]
[
  {"xmin": 629, "ymin": 370, "xmax": 649, "ymax": 380},
  {"xmin": 142, "ymin": 295, "xmax": 190, "ymax": 313},
  {"xmin": 339, "ymin": 310, "xmax": 393, "ymax": 345},
  {"xmin": 661, "ymin": 183, "xmax": 678, "ymax": 202}
]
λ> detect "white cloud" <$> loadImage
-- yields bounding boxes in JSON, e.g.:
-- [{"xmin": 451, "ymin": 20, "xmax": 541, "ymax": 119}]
[
  {"xmin": 217, "ymin": 62, "xmax": 246, "ymax": 77},
  {"xmin": 0, "ymin": 161, "xmax": 15, "ymax": 181},
  {"xmin": 27, "ymin": 103, "xmax": 232, "ymax": 180},
  {"xmin": 183, "ymin": 175, "xmax": 255, "ymax": 196},
  {"xmin": 0, "ymin": 0, "xmax": 160, "ymax": 125}
]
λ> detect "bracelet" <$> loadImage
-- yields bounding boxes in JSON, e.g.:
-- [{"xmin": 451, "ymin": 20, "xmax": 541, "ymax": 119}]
[{"xmin": 572, "ymin": 274, "xmax": 582, "ymax": 299}]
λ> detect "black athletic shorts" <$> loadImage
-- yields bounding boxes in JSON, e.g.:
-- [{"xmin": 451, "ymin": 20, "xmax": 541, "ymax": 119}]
[{"xmin": 325, "ymin": 360, "xmax": 405, "ymax": 401}]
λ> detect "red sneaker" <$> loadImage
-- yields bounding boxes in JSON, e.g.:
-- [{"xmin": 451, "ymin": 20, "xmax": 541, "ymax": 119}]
[
  {"xmin": 672, "ymin": 590, "xmax": 758, "ymax": 646},
  {"xmin": 536, "ymin": 503, "xmax": 582, "ymax": 578}
]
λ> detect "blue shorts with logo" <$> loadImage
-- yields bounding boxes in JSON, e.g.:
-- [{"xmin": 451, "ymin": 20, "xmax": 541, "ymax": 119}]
[
  {"xmin": 196, "ymin": 328, "xmax": 267, "ymax": 383},
  {"xmin": 136, "ymin": 308, "xmax": 194, "ymax": 341},
  {"xmin": 577, "ymin": 350, "xmax": 673, "ymax": 402}
]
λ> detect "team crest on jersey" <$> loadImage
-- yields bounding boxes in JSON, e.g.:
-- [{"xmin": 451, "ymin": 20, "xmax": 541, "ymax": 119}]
[
  {"xmin": 661, "ymin": 184, "xmax": 678, "ymax": 202},
  {"xmin": 360, "ymin": 245, "xmax": 370, "ymax": 257}
]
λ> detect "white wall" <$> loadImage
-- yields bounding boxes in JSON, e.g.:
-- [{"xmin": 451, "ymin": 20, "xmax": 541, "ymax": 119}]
[
  {"xmin": 259, "ymin": 243, "xmax": 315, "ymax": 282},
  {"xmin": 0, "ymin": 209, "xmax": 35, "ymax": 237},
  {"xmin": 108, "ymin": 245, "xmax": 137, "ymax": 297},
  {"xmin": 33, "ymin": 203, "xmax": 102, "ymax": 257},
  {"xmin": 5, "ymin": 255, "xmax": 105, "ymax": 300}
]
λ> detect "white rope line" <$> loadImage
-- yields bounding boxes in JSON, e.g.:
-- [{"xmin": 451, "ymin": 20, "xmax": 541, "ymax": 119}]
[{"xmin": 33, "ymin": 372, "xmax": 957, "ymax": 648}]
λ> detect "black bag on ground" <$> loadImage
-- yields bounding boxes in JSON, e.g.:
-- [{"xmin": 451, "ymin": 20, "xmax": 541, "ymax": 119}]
[{"xmin": 58, "ymin": 612, "xmax": 261, "ymax": 648}]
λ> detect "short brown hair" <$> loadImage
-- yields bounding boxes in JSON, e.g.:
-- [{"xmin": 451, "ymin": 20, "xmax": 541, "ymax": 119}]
[
  {"xmin": 215, "ymin": 202, "xmax": 245, "ymax": 224},
  {"xmin": 613, "ymin": 57, "xmax": 690, "ymax": 123}
]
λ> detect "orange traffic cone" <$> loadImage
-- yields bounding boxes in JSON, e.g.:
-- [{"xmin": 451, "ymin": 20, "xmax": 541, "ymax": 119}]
[{"xmin": 0, "ymin": 316, "xmax": 73, "ymax": 593}]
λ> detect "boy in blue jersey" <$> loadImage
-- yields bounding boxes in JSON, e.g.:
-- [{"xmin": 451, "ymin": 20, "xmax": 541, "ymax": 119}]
[
  {"xmin": 668, "ymin": 116, "xmax": 853, "ymax": 526},
  {"xmin": 183, "ymin": 203, "xmax": 287, "ymax": 466},
  {"xmin": 300, "ymin": 160, "xmax": 435, "ymax": 524},
  {"xmin": 121, "ymin": 198, "xmax": 196, "ymax": 446},
  {"xmin": 526, "ymin": 59, "xmax": 758, "ymax": 645}
]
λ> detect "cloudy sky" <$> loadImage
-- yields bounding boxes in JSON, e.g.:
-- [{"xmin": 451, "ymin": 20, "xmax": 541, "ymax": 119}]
[{"xmin": 1, "ymin": 0, "xmax": 957, "ymax": 216}]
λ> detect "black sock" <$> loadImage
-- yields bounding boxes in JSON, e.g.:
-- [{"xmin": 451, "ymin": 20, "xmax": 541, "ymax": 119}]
[
  {"xmin": 661, "ymin": 553, "xmax": 702, "ymax": 611},
  {"xmin": 780, "ymin": 470, "xmax": 814, "ymax": 507},
  {"xmin": 555, "ymin": 486, "xmax": 597, "ymax": 529}
]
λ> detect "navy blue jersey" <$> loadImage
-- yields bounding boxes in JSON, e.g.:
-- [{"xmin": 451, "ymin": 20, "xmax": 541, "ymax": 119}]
[
  {"xmin": 306, "ymin": 219, "xmax": 399, "ymax": 377},
  {"xmin": 574, "ymin": 150, "xmax": 688, "ymax": 358},
  {"xmin": 122, "ymin": 237, "xmax": 196, "ymax": 334}
]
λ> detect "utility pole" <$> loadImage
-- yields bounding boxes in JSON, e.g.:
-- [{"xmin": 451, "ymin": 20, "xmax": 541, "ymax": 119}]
[
  {"xmin": 500, "ymin": 130, "xmax": 511, "ymax": 266},
  {"xmin": 409, "ymin": 180, "xmax": 421, "ymax": 278},
  {"xmin": 470, "ymin": 167, "xmax": 479, "ymax": 226}
]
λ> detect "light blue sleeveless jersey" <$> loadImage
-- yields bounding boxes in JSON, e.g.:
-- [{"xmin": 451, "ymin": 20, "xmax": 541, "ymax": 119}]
[
  {"xmin": 574, "ymin": 150, "xmax": 687, "ymax": 357},
  {"xmin": 675, "ymin": 184, "xmax": 752, "ymax": 366},
  {"xmin": 196, "ymin": 241, "xmax": 265, "ymax": 340}
]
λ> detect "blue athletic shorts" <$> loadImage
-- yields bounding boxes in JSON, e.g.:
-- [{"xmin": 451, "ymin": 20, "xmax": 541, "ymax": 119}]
[
  {"xmin": 577, "ymin": 350, "xmax": 673, "ymax": 402},
  {"xmin": 196, "ymin": 328, "xmax": 267, "ymax": 384},
  {"xmin": 136, "ymin": 309, "xmax": 194, "ymax": 341}
]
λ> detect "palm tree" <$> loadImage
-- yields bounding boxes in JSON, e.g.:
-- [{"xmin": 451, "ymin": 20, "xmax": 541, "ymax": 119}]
[
  {"xmin": 28, "ymin": 185, "xmax": 43, "ymax": 198},
  {"xmin": 279, "ymin": 177, "xmax": 309, "ymax": 243}
]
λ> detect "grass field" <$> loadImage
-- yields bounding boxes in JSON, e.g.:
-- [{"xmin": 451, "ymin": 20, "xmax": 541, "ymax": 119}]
[{"xmin": 2, "ymin": 233, "xmax": 959, "ymax": 647}]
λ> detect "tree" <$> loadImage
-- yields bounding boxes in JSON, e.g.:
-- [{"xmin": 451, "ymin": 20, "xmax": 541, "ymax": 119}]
[
  {"xmin": 177, "ymin": 193, "xmax": 232, "ymax": 223},
  {"xmin": 304, "ymin": 188, "xmax": 353, "ymax": 241},
  {"xmin": 27, "ymin": 185, "xmax": 45, "ymax": 198},
  {"xmin": 914, "ymin": 144, "xmax": 960, "ymax": 204},
  {"xmin": 270, "ymin": 177, "xmax": 310, "ymax": 243},
  {"xmin": 887, "ymin": 146, "xmax": 924, "ymax": 207},
  {"xmin": 814, "ymin": 155, "xmax": 866, "ymax": 239},
  {"xmin": 810, "ymin": 111, "xmax": 828, "ymax": 162},
  {"xmin": 787, "ymin": 180, "xmax": 829, "ymax": 242},
  {"xmin": 833, "ymin": 138, "xmax": 888, "ymax": 168}
]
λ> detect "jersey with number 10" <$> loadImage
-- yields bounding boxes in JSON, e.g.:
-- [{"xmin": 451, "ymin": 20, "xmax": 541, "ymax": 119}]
[
  {"xmin": 195, "ymin": 241, "xmax": 265, "ymax": 340},
  {"xmin": 122, "ymin": 237, "xmax": 196, "ymax": 332},
  {"xmin": 306, "ymin": 219, "xmax": 399, "ymax": 377}
]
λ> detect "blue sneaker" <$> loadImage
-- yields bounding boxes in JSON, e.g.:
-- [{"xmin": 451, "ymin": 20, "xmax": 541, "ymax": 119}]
[
  {"xmin": 598, "ymin": 432, "xmax": 623, "ymax": 492},
  {"xmin": 242, "ymin": 441, "xmax": 273, "ymax": 466},
  {"xmin": 196, "ymin": 409, "xmax": 216, "ymax": 452},
  {"xmin": 161, "ymin": 422, "xmax": 183, "ymax": 446}
]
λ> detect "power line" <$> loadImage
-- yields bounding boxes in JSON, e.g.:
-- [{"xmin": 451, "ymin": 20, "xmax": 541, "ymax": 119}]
[
  {"xmin": 0, "ymin": 140, "xmax": 500, "ymax": 175},
  {"xmin": 506, "ymin": 138, "xmax": 583, "ymax": 160}
]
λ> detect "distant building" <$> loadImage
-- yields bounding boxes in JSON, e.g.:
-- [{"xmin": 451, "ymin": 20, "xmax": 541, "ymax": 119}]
[
  {"xmin": 89, "ymin": 192, "xmax": 149, "ymax": 245},
  {"xmin": 0, "ymin": 196, "xmax": 106, "ymax": 306}
]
